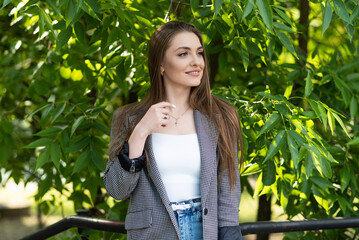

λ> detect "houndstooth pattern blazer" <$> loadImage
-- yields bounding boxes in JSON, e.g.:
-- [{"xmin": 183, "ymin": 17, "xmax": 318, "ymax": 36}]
[{"xmin": 104, "ymin": 109, "xmax": 241, "ymax": 240}]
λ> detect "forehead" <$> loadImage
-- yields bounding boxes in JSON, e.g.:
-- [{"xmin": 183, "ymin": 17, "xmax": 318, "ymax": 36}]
[{"xmin": 168, "ymin": 31, "xmax": 202, "ymax": 49}]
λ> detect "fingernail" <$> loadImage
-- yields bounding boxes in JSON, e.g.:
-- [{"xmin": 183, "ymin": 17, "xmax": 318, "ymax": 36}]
[{"xmin": 172, "ymin": 104, "xmax": 176, "ymax": 108}]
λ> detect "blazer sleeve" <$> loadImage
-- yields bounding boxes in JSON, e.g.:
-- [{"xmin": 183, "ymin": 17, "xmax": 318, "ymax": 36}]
[
  {"xmin": 103, "ymin": 108, "xmax": 141, "ymax": 200},
  {"xmin": 217, "ymin": 146, "xmax": 241, "ymax": 227}
]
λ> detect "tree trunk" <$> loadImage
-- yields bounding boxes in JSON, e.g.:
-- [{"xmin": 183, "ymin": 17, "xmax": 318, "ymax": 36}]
[{"xmin": 256, "ymin": 195, "xmax": 272, "ymax": 240}]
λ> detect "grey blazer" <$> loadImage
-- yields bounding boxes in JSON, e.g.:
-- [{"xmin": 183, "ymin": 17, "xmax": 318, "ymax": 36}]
[{"xmin": 104, "ymin": 109, "xmax": 241, "ymax": 240}]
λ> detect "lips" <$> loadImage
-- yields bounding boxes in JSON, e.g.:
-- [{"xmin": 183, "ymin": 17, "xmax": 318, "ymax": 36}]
[{"xmin": 185, "ymin": 70, "xmax": 201, "ymax": 76}]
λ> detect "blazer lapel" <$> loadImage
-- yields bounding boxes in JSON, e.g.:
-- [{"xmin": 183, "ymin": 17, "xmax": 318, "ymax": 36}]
[
  {"xmin": 194, "ymin": 110, "xmax": 218, "ymax": 205},
  {"xmin": 145, "ymin": 135, "xmax": 181, "ymax": 238}
]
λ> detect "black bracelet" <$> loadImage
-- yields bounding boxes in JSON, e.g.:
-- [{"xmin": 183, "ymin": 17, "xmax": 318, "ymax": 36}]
[{"xmin": 117, "ymin": 141, "xmax": 146, "ymax": 173}]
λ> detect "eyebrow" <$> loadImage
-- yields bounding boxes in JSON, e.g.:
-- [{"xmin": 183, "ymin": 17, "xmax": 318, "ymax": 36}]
[{"xmin": 175, "ymin": 46, "xmax": 204, "ymax": 51}]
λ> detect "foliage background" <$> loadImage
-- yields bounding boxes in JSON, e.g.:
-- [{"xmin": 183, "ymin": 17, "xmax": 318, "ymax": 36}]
[{"xmin": 1, "ymin": 0, "xmax": 359, "ymax": 239}]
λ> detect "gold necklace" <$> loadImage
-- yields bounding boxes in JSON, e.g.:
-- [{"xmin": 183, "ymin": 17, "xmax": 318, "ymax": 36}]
[{"xmin": 168, "ymin": 106, "xmax": 191, "ymax": 127}]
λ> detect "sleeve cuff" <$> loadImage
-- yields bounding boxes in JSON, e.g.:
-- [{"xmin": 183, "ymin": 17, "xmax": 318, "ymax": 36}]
[{"xmin": 117, "ymin": 141, "xmax": 146, "ymax": 173}]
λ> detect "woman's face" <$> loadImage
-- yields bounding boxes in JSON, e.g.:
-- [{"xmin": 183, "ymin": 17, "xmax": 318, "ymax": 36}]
[{"xmin": 160, "ymin": 31, "xmax": 205, "ymax": 90}]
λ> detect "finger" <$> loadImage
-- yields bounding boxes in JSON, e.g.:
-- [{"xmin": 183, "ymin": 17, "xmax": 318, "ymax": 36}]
[{"xmin": 155, "ymin": 101, "xmax": 176, "ymax": 110}]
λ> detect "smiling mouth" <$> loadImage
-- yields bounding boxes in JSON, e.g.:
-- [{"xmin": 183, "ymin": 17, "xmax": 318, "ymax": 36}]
[{"xmin": 186, "ymin": 71, "xmax": 201, "ymax": 75}]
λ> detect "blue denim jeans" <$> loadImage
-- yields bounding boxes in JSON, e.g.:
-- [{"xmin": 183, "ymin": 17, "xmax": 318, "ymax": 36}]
[{"xmin": 171, "ymin": 198, "xmax": 203, "ymax": 240}]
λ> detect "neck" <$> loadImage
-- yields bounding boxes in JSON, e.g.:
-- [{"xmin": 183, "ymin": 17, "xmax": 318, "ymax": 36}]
[{"xmin": 165, "ymin": 88, "xmax": 191, "ymax": 112}]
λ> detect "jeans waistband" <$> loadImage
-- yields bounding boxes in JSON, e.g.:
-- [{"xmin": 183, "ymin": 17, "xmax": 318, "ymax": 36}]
[{"xmin": 170, "ymin": 198, "xmax": 202, "ymax": 211}]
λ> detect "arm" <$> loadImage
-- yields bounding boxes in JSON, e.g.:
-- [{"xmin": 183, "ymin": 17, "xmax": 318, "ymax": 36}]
[
  {"xmin": 103, "ymin": 108, "xmax": 142, "ymax": 200},
  {"xmin": 218, "ymin": 146, "xmax": 243, "ymax": 240},
  {"xmin": 103, "ymin": 102, "xmax": 175, "ymax": 200}
]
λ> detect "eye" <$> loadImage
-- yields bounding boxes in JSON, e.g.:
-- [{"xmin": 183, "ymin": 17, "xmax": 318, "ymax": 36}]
[
  {"xmin": 178, "ymin": 52, "xmax": 188, "ymax": 57},
  {"xmin": 197, "ymin": 51, "xmax": 204, "ymax": 56}
]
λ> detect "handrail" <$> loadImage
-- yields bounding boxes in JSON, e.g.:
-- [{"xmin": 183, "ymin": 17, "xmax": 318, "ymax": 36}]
[{"xmin": 21, "ymin": 216, "xmax": 359, "ymax": 240}]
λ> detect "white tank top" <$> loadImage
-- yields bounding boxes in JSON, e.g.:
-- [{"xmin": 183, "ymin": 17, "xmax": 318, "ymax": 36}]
[{"xmin": 151, "ymin": 133, "xmax": 201, "ymax": 202}]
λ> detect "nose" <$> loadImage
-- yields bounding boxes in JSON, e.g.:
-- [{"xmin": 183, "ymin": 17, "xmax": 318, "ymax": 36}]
[{"xmin": 191, "ymin": 53, "xmax": 203, "ymax": 66}]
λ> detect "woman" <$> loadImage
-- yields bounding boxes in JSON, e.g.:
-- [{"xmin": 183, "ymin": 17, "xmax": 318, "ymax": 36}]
[{"xmin": 104, "ymin": 21, "xmax": 243, "ymax": 240}]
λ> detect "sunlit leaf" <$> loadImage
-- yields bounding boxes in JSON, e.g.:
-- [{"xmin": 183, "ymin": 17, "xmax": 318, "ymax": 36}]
[
  {"xmin": 263, "ymin": 130, "xmax": 286, "ymax": 163},
  {"xmin": 258, "ymin": 112, "xmax": 281, "ymax": 136}
]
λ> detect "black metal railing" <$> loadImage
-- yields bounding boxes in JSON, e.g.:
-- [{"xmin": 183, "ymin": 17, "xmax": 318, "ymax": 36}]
[{"xmin": 21, "ymin": 216, "xmax": 359, "ymax": 240}]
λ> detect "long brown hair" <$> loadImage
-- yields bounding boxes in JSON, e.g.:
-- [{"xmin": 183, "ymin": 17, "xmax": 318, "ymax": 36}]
[{"xmin": 109, "ymin": 21, "xmax": 243, "ymax": 190}]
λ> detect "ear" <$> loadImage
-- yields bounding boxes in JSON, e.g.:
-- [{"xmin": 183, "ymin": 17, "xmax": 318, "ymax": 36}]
[{"xmin": 160, "ymin": 65, "xmax": 164, "ymax": 75}]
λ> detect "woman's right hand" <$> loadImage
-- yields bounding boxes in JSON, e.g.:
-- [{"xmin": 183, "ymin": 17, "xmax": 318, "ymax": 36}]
[
  {"xmin": 136, "ymin": 101, "xmax": 176, "ymax": 136},
  {"xmin": 128, "ymin": 102, "xmax": 175, "ymax": 158}
]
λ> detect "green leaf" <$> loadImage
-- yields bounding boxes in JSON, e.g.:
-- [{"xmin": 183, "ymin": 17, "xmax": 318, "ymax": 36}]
[
  {"xmin": 263, "ymin": 160, "xmax": 276, "ymax": 186},
  {"xmin": 46, "ymin": 0, "xmax": 63, "ymax": 17},
  {"xmin": 81, "ymin": 1, "xmax": 100, "ymax": 21},
  {"xmin": 256, "ymin": 0, "xmax": 273, "ymax": 32},
  {"xmin": 312, "ymin": 185, "xmax": 329, "ymax": 211},
  {"xmin": 340, "ymin": 167, "xmax": 350, "ymax": 192},
  {"xmin": 350, "ymin": 96, "xmax": 357, "ymax": 118},
  {"xmin": 51, "ymin": 102, "xmax": 66, "ymax": 124},
  {"xmin": 348, "ymin": 137, "xmax": 359, "ymax": 145},
  {"xmin": 2, "ymin": 0, "xmax": 12, "ymax": 8},
  {"xmin": 273, "ymin": 22, "xmax": 295, "ymax": 33},
  {"xmin": 56, "ymin": 26, "xmax": 72, "ymax": 51},
  {"xmin": 66, "ymin": 0, "xmax": 77, "ymax": 26},
  {"xmin": 280, "ymin": 181, "xmax": 288, "ymax": 209},
  {"xmin": 305, "ymin": 71, "xmax": 312, "ymax": 97},
  {"xmin": 51, "ymin": 142, "xmax": 61, "ymax": 170},
  {"xmin": 331, "ymin": 111, "xmax": 350, "ymax": 137},
  {"xmin": 337, "ymin": 196, "xmax": 347, "ymax": 214},
  {"xmin": 258, "ymin": 113, "xmax": 281, "ymax": 136},
  {"xmin": 242, "ymin": 0, "xmax": 254, "ymax": 20},
  {"xmin": 273, "ymin": 8, "xmax": 292, "ymax": 26},
  {"xmin": 71, "ymin": 115, "xmax": 85, "ymax": 136},
  {"xmin": 91, "ymin": 144, "xmax": 105, "ymax": 170},
  {"xmin": 322, "ymin": 1, "xmax": 333, "ymax": 35},
  {"xmin": 304, "ymin": 152, "xmax": 313, "ymax": 178},
  {"xmin": 214, "ymin": 0, "xmax": 222, "ymax": 15},
  {"xmin": 254, "ymin": 173, "xmax": 264, "ymax": 197},
  {"xmin": 26, "ymin": 104, "xmax": 51, "ymax": 119},
  {"xmin": 239, "ymin": 38, "xmax": 249, "ymax": 71},
  {"xmin": 349, "ymin": 5, "xmax": 359, "ymax": 23},
  {"xmin": 345, "ymin": 23, "xmax": 354, "ymax": 42},
  {"xmin": 311, "ymin": 176, "xmax": 335, "ymax": 190},
  {"xmin": 74, "ymin": 21, "xmax": 86, "ymax": 45},
  {"xmin": 327, "ymin": 109, "xmax": 335, "ymax": 135},
  {"xmin": 35, "ymin": 148, "xmax": 51, "ymax": 171},
  {"xmin": 190, "ymin": 0, "xmax": 199, "ymax": 11},
  {"xmin": 332, "ymin": 0, "xmax": 350, "ymax": 24},
  {"xmin": 24, "ymin": 138, "xmax": 53, "ymax": 148},
  {"xmin": 318, "ymin": 103, "xmax": 328, "ymax": 131},
  {"xmin": 287, "ymin": 134, "xmax": 298, "ymax": 169},
  {"xmin": 307, "ymin": 99, "xmax": 321, "ymax": 120},
  {"xmin": 67, "ymin": 136, "xmax": 90, "ymax": 152},
  {"xmin": 310, "ymin": 150, "xmax": 331, "ymax": 178},
  {"xmin": 35, "ymin": 127, "xmax": 64, "ymax": 136},
  {"xmin": 263, "ymin": 130, "xmax": 286, "ymax": 163},
  {"xmin": 275, "ymin": 29, "xmax": 296, "ymax": 57},
  {"xmin": 72, "ymin": 150, "xmax": 91, "ymax": 174},
  {"xmin": 135, "ymin": 15, "xmax": 152, "ymax": 28},
  {"xmin": 119, "ymin": 29, "xmax": 131, "ymax": 51}
]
